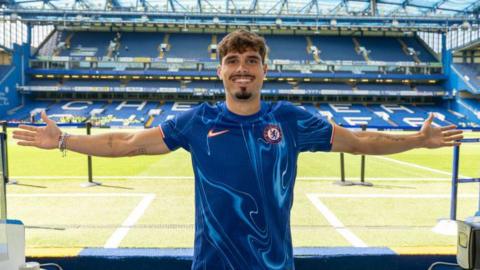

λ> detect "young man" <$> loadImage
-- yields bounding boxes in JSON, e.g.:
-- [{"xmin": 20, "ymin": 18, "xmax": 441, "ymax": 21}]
[{"xmin": 13, "ymin": 30, "xmax": 462, "ymax": 269}]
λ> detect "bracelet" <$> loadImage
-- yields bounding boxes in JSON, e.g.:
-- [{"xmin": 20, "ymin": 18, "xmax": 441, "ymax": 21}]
[{"xmin": 58, "ymin": 132, "xmax": 70, "ymax": 157}]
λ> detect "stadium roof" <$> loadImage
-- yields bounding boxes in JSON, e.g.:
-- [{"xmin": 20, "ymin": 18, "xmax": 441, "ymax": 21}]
[{"xmin": 4, "ymin": 0, "xmax": 480, "ymax": 17}]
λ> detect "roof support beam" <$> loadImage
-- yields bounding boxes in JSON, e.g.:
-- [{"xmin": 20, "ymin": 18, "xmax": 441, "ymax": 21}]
[
  {"xmin": 422, "ymin": 0, "xmax": 447, "ymax": 15},
  {"xmin": 105, "ymin": 0, "xmax": 121, "ymax": 10},
  {"xmin": 278, "ymin": 0, "xmax": 288, "ymax": 15},
  {"xmin": 299, "ymin": 0, "xmax": 320, "ymax": 15},
  {"xmin": 168, "ymin": 0, "xmax": 175, "ymax": 12},
  {"xmin": 330, "ymin": 0, "xmax": 348, "ymax": 15},
  {"xmin": 167, "ymin": 0, "xmax": 188, "ymax": 12},
  {"xmin": 42, "ymin": 0, "xmax": 58, "ymax": 9},
  {"xmin": 201, "ymin": 0, "xmax": 221, "ymax": 12},
  {"xmin": 386, "ymin": 0, "xmax": 408, "ymax": 16},
  {"xmin": 461, "ymin": 1, "xmax": 480, "ymax": 14},
  {"xmin": 249, "ymin": 0, "xmax": 258, "ymax": 12},
  {"xmin": 73, "ymin": 0, "xmax": 90, "ymax": 10},
  {"xmin": 370, "ymin": 0, "xmax": 377, "ymax": 16},
  {"xmin": 197, "ymin": 0, "xmax": 202, "ymax": 12}
]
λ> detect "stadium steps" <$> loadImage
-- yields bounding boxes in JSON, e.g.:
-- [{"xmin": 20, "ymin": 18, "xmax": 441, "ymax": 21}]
[
  {"xmin": 106, "ymin": 38, "xmax": 121, "ymax": 59},
  {"xmin": 145, "ymin": 115, "xmax": 154, "ymax": 128},
  {"xmin": 397, "ymin": 38, "xmax": 421, "ymax": 63},
  {"xmin": 352, "ymin": 37, "xmax": 370, "ymax": 62},
  {"xmin": 305, "ymin": 36, "xmax": 320, "ymax": 63},
  {"xmin": 53, "ymin": 32, "xmax": 72, "ymax": 56},
  {"xmin": 365, "ymin": 105, "xmax": 398, "ymax": 127},
  {"xmin": 36, "ymin": 30, "xmax": 58, "ymax": 56},
  {"xmin": 209, "ymin": 35, "xmax": 217, "ymax": 60},
  {"xmin": 159, "ymin": 34, "xmax": 170, "ymax": 59}
]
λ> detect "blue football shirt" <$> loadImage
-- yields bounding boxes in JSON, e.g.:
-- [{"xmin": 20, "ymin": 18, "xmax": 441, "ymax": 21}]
[{"xmin": 160, "ymin": 101, "xmax": 334, "ymax": 270}]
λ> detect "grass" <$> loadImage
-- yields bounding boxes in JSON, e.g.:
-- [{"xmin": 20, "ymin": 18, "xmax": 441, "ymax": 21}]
[{"xmin": 3, "ymin": 128, "xmax": 480, "ymax": 254}]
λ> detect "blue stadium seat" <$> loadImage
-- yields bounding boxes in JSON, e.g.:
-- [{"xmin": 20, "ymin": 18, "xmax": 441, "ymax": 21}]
[
  {"xmin": 357, "ymin": 37, "xmax": 410, "ymax": 62},
  {"xmin": 402, "ymin": 37, "xmax": 438, "ymax": 62},
  {"xmin": 46, "ymin": 100, "xmax": 107, "ymax": 122},
  {"xmin": 311, "ymin": 36, "xmax": 364, "ymax": 61},
  {"xmin": 98, "ymin": 101, "xmax": 158, "ymax": 127},
  {"xmin": 118, "ymin": 32, "xmax": 165, "ymax": 58},
  {"xmin": 166, "ymin": 34, "xmax": 212, "ymax": 60},
  {"xmin": 60, "ymin": 31, "xmax": 115, "ymax": 57},
  {"xmin": 319, "ymin": 103, "xmax": 391, "ymax": 127},
  {"xmin": 453, "ymin": 64, "xmax": 480, "ymax": 91},
  {"xmin": 3, "ymin": 100, "xmax": 53, "ymax": 122},
  {"xmin": 263, "ymin": 35, "xmax": 308, "ymax": 61}
]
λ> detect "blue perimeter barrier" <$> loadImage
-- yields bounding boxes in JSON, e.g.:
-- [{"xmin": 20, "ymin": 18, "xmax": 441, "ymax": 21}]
[
  {"xmin": 450, "ymin": 138, "xmax": 480, "ymax": 220},
  {"xmin": 29, "ymin": 247, "xmax": 458, "ymax": 270}
]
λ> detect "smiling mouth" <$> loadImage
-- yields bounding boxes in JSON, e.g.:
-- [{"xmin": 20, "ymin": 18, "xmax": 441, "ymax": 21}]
[{"xmin": 231, "ymin": 75, "xmax": 255, "ymax": 83}]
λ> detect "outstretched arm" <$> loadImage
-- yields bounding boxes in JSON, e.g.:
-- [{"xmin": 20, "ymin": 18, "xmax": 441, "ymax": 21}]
[
  {"xmin": 12, "ymin": 111, "xmax": 170, "ymax": 157},
  {"xmin": 331, "ymin": 113, "xmax": 463, "ymax": 155}
]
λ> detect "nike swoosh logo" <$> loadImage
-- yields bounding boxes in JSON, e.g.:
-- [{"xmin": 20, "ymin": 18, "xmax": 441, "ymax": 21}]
[{"xmin": 208, "ymin": 129, "xmax": 230, "ymax": 138}]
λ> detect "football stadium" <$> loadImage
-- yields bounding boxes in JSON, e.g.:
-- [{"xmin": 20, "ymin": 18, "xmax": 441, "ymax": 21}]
[{"xmin": 0, "ymin": 0, "xmax": 480, "ymax": 269}]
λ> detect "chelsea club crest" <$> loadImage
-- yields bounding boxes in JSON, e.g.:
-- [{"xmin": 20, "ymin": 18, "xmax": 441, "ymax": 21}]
[{"xmin": 263, "ymin": 125, "xmax": 282, "ymax": 144}]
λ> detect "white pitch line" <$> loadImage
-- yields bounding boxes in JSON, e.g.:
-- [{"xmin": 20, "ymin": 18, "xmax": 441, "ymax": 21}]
[
  {"xmin": 306, "ymin": 194, "xmax": 367, "ymax": 247},
  {"xmin": 11, "ymin": 176, "xmax": 452, "ymax": 181},
  {"xmin": 371, "ymin": 156, "xmax": 471, "ymax": 179},
  {"xmin": 104, "ymin": 194, "xmax": 156, "ymax": 249},
  {"xmin": 310, "ymin": 193, "xmax": 478, "ymax": 199},
  {"xmin": 8, "ymin": 193, "xmax": 152, "ymax": 197},
  {"xmin": 11, "ymin": 176, "xmax": 195, "ymax": 180}
]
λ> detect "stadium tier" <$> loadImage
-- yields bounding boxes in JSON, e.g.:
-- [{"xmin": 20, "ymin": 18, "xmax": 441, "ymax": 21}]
[
  {"xmin": 42, "ymin": 31, "xmax": 440, "ymax": 64},
  {"xmin": 453, "ymin": 64, "xmax": 480, "ymax": 91},
  {"xmin": 4, "ymin": 100, "xmax": 478, "ymax": 129}
]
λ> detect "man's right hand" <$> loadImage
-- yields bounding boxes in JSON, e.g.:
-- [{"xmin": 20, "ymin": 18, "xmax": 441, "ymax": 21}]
[{"xmin": 13, "ymin": 111, "xmax": 62, "ymax": 150}]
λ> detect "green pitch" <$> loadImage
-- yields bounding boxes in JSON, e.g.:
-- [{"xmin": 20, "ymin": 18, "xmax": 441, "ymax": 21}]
[{"xmin": 4, "ymin": 128, "xmax": 480, "ymax": 255}]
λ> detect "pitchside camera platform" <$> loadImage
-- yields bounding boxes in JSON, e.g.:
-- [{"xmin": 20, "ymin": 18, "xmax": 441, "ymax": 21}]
[
  {"xmin": 457, "ymin": 220, "xmax": 480, "ymax": 269},
  {"xmin": 0, "ymin": 133, "xmax": 25, "ymax": 270}
]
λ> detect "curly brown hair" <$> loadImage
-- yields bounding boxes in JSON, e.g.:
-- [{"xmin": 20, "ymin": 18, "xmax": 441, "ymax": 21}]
[{"xmin": 217, "ymin": 29, "xmax": 267, "ymax": 64}]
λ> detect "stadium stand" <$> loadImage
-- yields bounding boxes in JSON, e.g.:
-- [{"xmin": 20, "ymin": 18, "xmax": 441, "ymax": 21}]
[
  {"xmin": 401, "ymin": 37, "xmax": 438, "ymax": 62},
  {"xmin": 356, "ymin": 37, "xmax": 411, "ymax": 62},
  {"xmin": 117, "ymin": 32, "xmax": 165, "ymax": 58},
  {"xmin": 38, "ymin": 32, "xmax": 441, "ymax": 64},
  {"xmin": 263, "ymin": 35, "xmax": 308, "ymax": 61},
  {"xmin": 166, "ymin": 33, "xmax": 213, "ymax": 60},
  {"xmin": 7, "ymin": 99, "xmax": 474, "ymax": 129},
  {"xmin": 453, "ymin": 63, "xmax": 480, "ymax": 90},
  {"xmin": 311, "ymin": 36, "xmax": 364, "ymax": 61},
  {"xmin": 58, "ymin": 31, "xmax": 116, "ymax": 57}
]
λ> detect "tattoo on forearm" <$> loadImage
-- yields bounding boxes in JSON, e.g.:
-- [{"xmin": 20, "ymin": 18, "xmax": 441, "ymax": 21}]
[
  {"xmin": 369, "ymin": 134, "xmax": 406, "ymax": 142},
  {"xmin": 126, "ymin": 147, "xmax": 147, "ymax": 156},
  {"xmin": 107, "ymin": 135, "xmax": 113, "ymax": 148}
]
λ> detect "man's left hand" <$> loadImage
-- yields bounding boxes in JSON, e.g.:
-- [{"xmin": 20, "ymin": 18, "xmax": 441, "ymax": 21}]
[{"xmin": 420, "ymin": 113, "xmax": 463, "ymax": 149}]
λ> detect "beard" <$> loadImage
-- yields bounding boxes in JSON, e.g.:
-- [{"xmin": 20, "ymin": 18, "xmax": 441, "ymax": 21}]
[{"xmin": 234, "ymin": 87, "xmax": 252, "ymax": 100}]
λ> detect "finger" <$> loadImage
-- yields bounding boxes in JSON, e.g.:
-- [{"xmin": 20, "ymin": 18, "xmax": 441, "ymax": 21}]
[
  {"xmin": 17, "ymin": 141, "xmax": 37, "ymax": 147},
  {"xmin": 13, "ymin": 134, "xmax": 36, "ymax": 141},
  {"xmin": 440, "ymin": 125, "xmax": 457, "ymax": 131},
  {"xmin": 445, "ymin": 134, "xmax": 464, "ymax": 142},
  {"xmin": 13, "ymin": 130, "xmax": 36, "ymax": 137},
  {"xmin": 425, "ymin": 113, "xmax": 434, "ymax": 123},
  {"xmin": 41, "ymin": 111, "xmax": 52, "ymax": 124},
  {"xmin": 443, "ymin": 130, "xmax": 463, "ymax": 136},
  {"xmin": 18, "ymin": 124, "xmax": 39, "ymax": 132},
  {"xmin": 12, "ymin": 132, "xmax": 35, "ymax": 140}
]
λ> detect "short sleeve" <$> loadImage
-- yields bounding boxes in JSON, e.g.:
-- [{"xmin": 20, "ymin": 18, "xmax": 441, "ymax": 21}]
[
  {"xmin": 159, "ymin": 109, "xmax": 196, "ymax": 152},
  {"xmin": 295, "ymin": 107, "xmax": 334, "ymax": 152}
]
